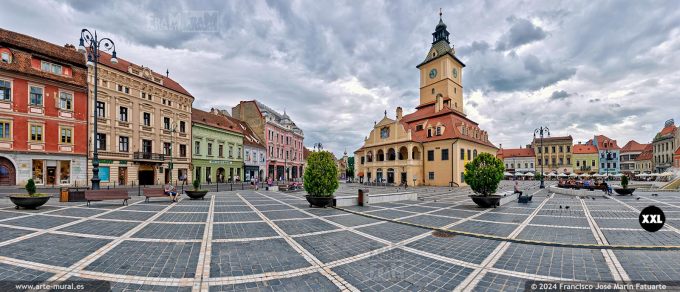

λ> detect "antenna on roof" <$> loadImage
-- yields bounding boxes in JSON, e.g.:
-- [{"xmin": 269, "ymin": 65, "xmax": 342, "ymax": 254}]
[
  {"xmin": 166, "ymin": 69, "xmax": 169, "ymax": 77},
  {"xmin": 439, "ymin": 8, "xmax": 442, "ymax": 19}
]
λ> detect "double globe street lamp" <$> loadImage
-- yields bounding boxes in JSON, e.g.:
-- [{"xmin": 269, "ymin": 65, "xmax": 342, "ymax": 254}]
[
  {"xmin": 534, "ymin": 126, "xmax": 550, "ymax": 189},
  {"xmin": 78, "ymin": 29, "xmax": 118, "ymax": 190}
]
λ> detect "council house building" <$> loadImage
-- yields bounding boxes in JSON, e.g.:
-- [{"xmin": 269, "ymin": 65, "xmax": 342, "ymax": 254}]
[{"xmin": 354, "ymin": 15, "xmax": 497, "ymax": 187}]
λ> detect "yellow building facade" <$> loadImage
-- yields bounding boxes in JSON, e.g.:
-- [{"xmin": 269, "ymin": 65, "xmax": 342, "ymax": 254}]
[
  {"xmin": 532, "ymin": 136, "xmax": 573, "ymax": 174},
  {"xmin": 571, "ymin": 144, "xmax": 599, "ymax": 174},
  {"xmin": 354, "ymin": 16, "xmax": 497, "ymax": 187}
]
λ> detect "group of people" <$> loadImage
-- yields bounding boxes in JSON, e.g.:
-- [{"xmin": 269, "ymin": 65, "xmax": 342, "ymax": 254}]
[{"xmin": 557, "ymin": 178, "xmax": 613, "ymax": 194}]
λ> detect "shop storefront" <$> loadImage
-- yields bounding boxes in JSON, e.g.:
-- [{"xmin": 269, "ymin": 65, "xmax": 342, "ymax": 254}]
[
  {"xmin": 193, "ymin": 159, "xmax": 243, "ymax": 184},
  {"xmin": 0, "ymin": 153, "xmax": 86, "ymax": 186}
]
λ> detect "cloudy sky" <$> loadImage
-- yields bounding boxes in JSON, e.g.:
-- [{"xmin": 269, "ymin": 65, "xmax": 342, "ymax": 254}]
[{"xmin": 2, "ymin": 0, "xmax": 679, "ymax": 156}]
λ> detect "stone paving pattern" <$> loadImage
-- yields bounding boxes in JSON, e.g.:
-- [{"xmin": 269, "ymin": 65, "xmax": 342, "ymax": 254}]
[{"xmin": 0, "ymin": 181, "xmax": 678, "ymax": 291}]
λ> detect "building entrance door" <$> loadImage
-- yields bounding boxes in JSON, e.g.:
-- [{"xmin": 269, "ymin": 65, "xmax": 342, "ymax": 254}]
[
  {"xmin": 118, "ymin": 167, "xmax": 127, "ymax": 186},
  {"xmin": 46, "ymin": 166, "xmax": 57, "ymax": 185},
  {"xmin": 138, "ymin": 164, "xmax": 155, "ymax": 185},
  {"xmin": 401, "ymin": 172, "xmax": 407, "ymax": 185},
  {"xmin": 0, "ymin": 157, "xmax": 15, "ymax": 186},
  {"xmin": 387, "ymin": 168, "xmax": 394, "ymax": 184}
]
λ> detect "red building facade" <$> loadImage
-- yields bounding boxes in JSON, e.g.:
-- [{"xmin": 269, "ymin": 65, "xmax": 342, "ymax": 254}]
[{"xmin": 0, "ymin": 28, "xmax": 88, "ymax": 186}]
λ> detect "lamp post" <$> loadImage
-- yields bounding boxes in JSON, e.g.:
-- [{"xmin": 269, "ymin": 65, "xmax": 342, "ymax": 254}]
[
  {"xmin": 534, "ymin": 126, "xmax": 550, "ymax": 189},
  {"xmin": 78, "ymin": 29, "xmax": 118, "ymax": 190}
]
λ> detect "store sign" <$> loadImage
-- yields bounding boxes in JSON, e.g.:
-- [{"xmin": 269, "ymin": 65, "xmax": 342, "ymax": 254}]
[
  {"xmin": 100, "ymin": 159, "xmax": 113, "ymax": 164},
  {"xmin": 209, "ymin": 160, "xmax": 233, "ymax": 164},
  {"xmin": 120, "ymin": 160, "xmax": 127, "ymax": 165}
]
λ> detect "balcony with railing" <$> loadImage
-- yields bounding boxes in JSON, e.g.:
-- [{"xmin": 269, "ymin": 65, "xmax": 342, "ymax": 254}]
[{"xmin": 133, "ymin": 152, "xmax": 165, "ymax": 162}]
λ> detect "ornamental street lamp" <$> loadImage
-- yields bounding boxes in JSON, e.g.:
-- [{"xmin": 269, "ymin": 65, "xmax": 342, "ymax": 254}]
[
  {"xmin": 534, "ymin": 126, "xmax": 550, "ymax": 189},
  {"xmin": 79, "ymin": 29, "xmax": 118, "ymax": 190}
]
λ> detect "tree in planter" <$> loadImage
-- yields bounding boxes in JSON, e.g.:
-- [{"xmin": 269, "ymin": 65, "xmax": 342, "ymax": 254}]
[
  {"xmin": 303, "ymin": 151, "xmax": 339, "ymax": 197},
  {"xmin": 26, "ymin": 179, "xmax": 37, "ymax": 197},
  {"xmin": 463, "ymin": 152, "xmax": 505, "ymax": 196},
  {"xmin": 621, "ymin": 175, "xmax": 629, "ymax": 189},
  {"xmin": 192, "ymin": 179, "xmax": 201, "ymax": 191}
]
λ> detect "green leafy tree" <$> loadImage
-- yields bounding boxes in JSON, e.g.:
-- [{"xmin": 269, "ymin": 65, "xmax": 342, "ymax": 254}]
[
  {"xmin": 463, "ymin": 152, "xmax": 505, "ymax": 196},
  {"xmin": 304, "ymin": 151, "xmax": 339, "ymax": 197},
  {"xmin": 25, "ymin": 179, "xmax": 36, "ymax": 196},
  {"xmin": 621, "ymin": 175, "xmax": 629, "ymax": 189},
  {"xmin": 192, "ymin": 179, "xmax": 201, "ymax": 191}
]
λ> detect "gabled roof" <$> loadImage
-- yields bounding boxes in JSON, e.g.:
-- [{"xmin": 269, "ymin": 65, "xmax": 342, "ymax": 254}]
[
  {"xmin": 0, "ymin": 28, "xmax": 85, "ymax": 65},
  {"xmin": 572, "ymin": 144, "xmax": 598, "ymax": 154},
  {"xmin": 96, "ymin": 50, "xmax": 193, "ymax": 98},
  {"xmin": 401, "ymin": 103, "xmax": 496, "ymax": 148},
  {"xmin": 497, "ymin": 148, "xmax": 535, "ymax": 159},
  {"xmin": 660, "ymin": 125, "xmax": 677, "ymax": 136},
  {"xmin": 191, "ymin": 108, "xmax": 241, "ymax": 135},
  {"xmin": 635, "ymin": 144, "xmax": 653, "ymax": 161},
  {"xmin": 231, "ymin": 117, "xmax": 265, "ymax": 148},
  {"xmin": 621, "ymin": 140, "xmax": 648, "ymax": 153},
  {"xmin": 594, "ymin": 135, "xmax": 620, "ymax": 150},
  {"xmin": 375, "ymin": 116, "xmax": 395, "ymax": 127}
]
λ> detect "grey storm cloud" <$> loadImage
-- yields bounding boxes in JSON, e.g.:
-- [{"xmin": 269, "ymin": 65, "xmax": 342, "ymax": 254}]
[
  {"xmin": 495, "ymin": 17, "xmax": 547, "ymax": 51},
  {"xmin": 1, "ymin": 0, "xmax": 678, "ymax": 156},
  {"xmin": 549, "ymin": 90, "xmax": 570, "ymax": 100}
]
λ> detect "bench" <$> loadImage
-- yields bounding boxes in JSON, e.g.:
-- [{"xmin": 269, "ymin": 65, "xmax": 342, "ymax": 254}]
[
  {"xmin": 278, "ymin": 184, "xmax": 289, "ymax": 191},
  {"xmin": 84, "ymin": 189, "xmax": 131, "ymax": 207},
  {"xmin": 143, "ymin": 188, "xmax": 167, "ymax": 203}
]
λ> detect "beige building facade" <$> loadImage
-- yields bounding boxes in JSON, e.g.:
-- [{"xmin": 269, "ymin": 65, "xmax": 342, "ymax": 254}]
[
  {"xmin": 354, "ymin": 16, "xmax": 497, "ymax": 187},
  {"xmin": 532, "ymin": 136, "xmax": 573, "ymax": 174},
  {"xmin": 87, "ymin": 52, "xmax": 193, "ymax": 186}
]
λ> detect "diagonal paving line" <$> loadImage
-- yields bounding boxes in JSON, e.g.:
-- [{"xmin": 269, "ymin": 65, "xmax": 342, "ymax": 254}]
[
  {"xmin": 460, "ymin": 190, "xmax": 551, "ymax": 291},
  {"xmin": 44, "ymin": 197, "xmax": 193, "ymax": 287},
  {"xmin": 579, "ymin": 198, "xmax": 630, "ymax": 282},
  {"xmin": 608, "ymin": 195, "xmax": 680, "ymax": 234},
  {"xmin": 236, "ymin": 192, "xmax": 357, "ymax": 291}
]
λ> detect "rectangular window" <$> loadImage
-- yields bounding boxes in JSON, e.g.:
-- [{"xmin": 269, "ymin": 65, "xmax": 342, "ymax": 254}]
[
  {"xmin": 566, "ymin": 158, "xmax": 571, "ymax": 165},
  {"xmin": 460, "ymin": 149, "xmax": 465, "ymax": 160},
  {"xmin": 29, "ymin": 86, "xmax": 43, "ymax": 106},
  {"xmin": 559, "ymin": 146, "xmax": 563, "ymax": 153},
  {"xmin": 30, "ymin": 125, "xmax": 43, "ymax": 141},
  {"xmin": 467, "ymin": 149, "xmax": 471, "ymax": 160},
  {"xmin": 119, "ymin": 136, "xmax": 129, "ymax": 152},
  {"xmin": 59, "ymin": 92, "xmax": 72, "ymax": 110},
  {"xmin": 207, "ymin": 143, "xmax": 213, "ymax": 156},
  {"xmin": 42, "ymin": 61, "xmax": 50, "ymax": 72},
  {"xmin": 96, "ymin": 133, "xmax": 106, "ymax": 150},
  {"xmin": 592, "ymin": 160, "xmax": 595, "ymax": 167},
  {"xmin": 32, "ymin": 160, "xmax": 44, "ymax": 184},
  {"xmin": 436, "ymin": 127, "xmax": 442, "ymax": 136},
  {"xmin": 119, "ymin": 106, "xmax": 128, "ymax": 121},
  {"xmin": 428, "ymin": 172, "xmax": 434, "ymax": 180},
  {"xmin": 195, "ymin": 141, "xmax": 201, "ymax": 155},
  {"xmin": 59, "ymin": 160, "xmax": 70, "ymax": 184},
  {"xmin": 552, "ymin": 146, "xmax": 556, "ymax": 153},
  {"xmin": 0, "ymin": 80, "xmax": 11, "ymax": 101},
  {"xmin": 416, "ymin": 124, "xmax": 423, "ymax": 131},
  {"xmin": 229, "ymin": 146, "xmax": 233, "ymax": 158},
  {"xmin": 142, "ymin": 139, "xmax": 152, "ymax": 153},
  {"xmin": 1, "ymin": 52, "xmax": 9, "ymax": 63},
  {"xmin": 427, "ymin": 150, "xmax": 434, "ymax": 161},
  {"xmin": 179, "ymin": 121, "xmax": 186, "ymax": 133},
  {"xmin": 95, "ymin": 101, "xmax": 105, "ymax": 118},
  {"xmin": 537, "ymin": 147, "xmax": 541, "ymax": 154},
  {"xmin": 60, "ymin": 127, "xmax": 72, "ymax": 144},
  {"xmin": 164, "ymin": 142, "xmax": 171, "ymax": 155},
  {"xmin": 164, "ymin": 117, "xmax": 171, "ymax": 130},
  {"xmin": 427, "ymin": 128, "xmax": 432, "ymax": 138},
  {"xmin": 538, "ymin": 159, "xmax": 542, "ymax": 166},
  {"xmin": 179, "ymin": 144, "xmax": 186, "ymax": 157},
  {"xmin": 143, "ymin": 112, "xmax": 151, "ymax": 126},
  {"xmin": 461, "ymin": 172, "xmax": 465, "ymax": 183},
  {"xmin": 206, "ymin": 167, "xmax": 211, "ymax": 181},
  {"xmin": 52, "ymin": 64, "xmax": 62, "ymax": 75},
  {"xmin": 219, "ymin": 145, "xmax": 224, "ymax": 157},
  {"xmin": 238, "ymin": 147, "xmax": 242, "ymax": 159},
  {"xmin": 566, "ymin": 146, "xmax": 571, "ymax": 153},
  {"xmin": 441, "ymin": 149, "xmax": 449, "ymax": 160},
  {"xmin": 0, "ymin": 121, "xmax": 10, "ymax": 139},
  {"xmin": 551, "ymin": 158, "xmax": 556, "ymax": 165}
]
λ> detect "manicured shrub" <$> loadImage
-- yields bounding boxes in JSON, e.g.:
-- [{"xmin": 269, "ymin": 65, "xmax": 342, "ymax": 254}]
[
  {"xmin": 463, "ymin": 152, "xmax": 504, "ymax": 196},
  {"xmin": 25, "ymin": 179, "xmax": 36, "ymax": 196},
  {"xmin": 303, "ymin": 151, "xmax": 339, "ymax": 197}
]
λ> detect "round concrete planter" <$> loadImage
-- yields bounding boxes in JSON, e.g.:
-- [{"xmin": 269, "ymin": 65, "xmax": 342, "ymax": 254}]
[
  {"xmin": 613, "ymin": 188, "xmax": 635, "ymax": 196},
  {"xmin": 10, "ymin": 195, "xmax": 51, "ymax": 209},
  {"xmin": 469, "ymin": 195, "xmax": 502, "ymax": 208},
  {"xmin": 305, "ymin": 195, "xmax": 333, "ymax": 208},
  {"xmin": 184, "ymin": 190, "xmax": 208, "ymax": 200}
]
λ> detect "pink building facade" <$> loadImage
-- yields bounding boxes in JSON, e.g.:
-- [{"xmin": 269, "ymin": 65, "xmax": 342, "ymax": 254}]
[{"xmin": 232, "ymin": 100, "xmax": 304, "ymax": 181}]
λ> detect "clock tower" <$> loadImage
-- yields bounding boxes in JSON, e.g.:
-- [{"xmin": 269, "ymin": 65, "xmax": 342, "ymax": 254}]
[{"xmin": 416, "ymin": 13, "xmax": 466, "ymax": 114}]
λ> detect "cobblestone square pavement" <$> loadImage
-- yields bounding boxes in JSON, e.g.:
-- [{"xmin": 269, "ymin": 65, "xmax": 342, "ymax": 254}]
[{"xmin": 0, "ymin": 181, "xmax": 679, "ymax": 291}]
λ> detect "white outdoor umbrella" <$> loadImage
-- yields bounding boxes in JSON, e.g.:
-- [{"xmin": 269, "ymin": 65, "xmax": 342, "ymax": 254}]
[
  {"xmin": 614, "ymin": 173, "xmax": 624, "ymax": 177},
  {"xmin": 558, "ymin": 173, "xmax": 568, "ymax": 177},
  {"xmin": 661, "ymin": 172, "xmax": 673, "ymax": 177},
  {"xmin": 592, "ymin": 173, "xmax": 603, "ymax": 177},
  {"xmin": 548, "ymin": 173, "xmax": 557, "ymax": 177},
  {"xmin": 515, "ymin": 172, "xmax": 525, "ymax": 176},
  {"xmin": 579, "ymin": 173, "xmax": 590, "ymax": 177},
  {"xmin": 569, "ymin": 173, "xmax": 578, "ymax": 177},
  {"xmin": 525, "ymin": 172, "xmax": 535, "ymax": 177},
  {"xmin": 503, "ymin": 172, "xmax": 513, "ymax": 176}
]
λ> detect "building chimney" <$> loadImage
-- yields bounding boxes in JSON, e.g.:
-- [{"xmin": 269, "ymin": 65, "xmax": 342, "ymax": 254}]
[
  {"xmin": 435, "ymin": 95, "xmax": 443, "ymax": 113},
  {"xmin": 499, "ymin": 143, "xmax": 502, "ymax": 149},
  {"xmin": 396, "ymin": 107, "xmax": 403, "ymax": 120},
  {"xmin": 64, "ymin": 44, "xmax": 76, "ymax": 50}
]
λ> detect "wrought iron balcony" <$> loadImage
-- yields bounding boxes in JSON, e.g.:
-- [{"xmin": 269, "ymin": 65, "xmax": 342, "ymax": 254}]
[{"xmin": 133, "ymin": 152, "xmax": 165, "ymax": 161}]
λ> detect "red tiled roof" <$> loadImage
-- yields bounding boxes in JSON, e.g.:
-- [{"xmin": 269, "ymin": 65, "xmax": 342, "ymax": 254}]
[
  {"xmin": 191, "ymin": 108, "xmax": 241, "ymax": 134},
  {"xmin": 594, "ymin": 135, "xmax": 620, "ymax": 150},
  {"xmin": 621, "ymin": 140, "xmax": 648, "ymax": 153},
  {"xmin": 96, "ymin": 50, "xmax": 193, "ymax": 97},
  {"xmin": 572, "ymin": 144, "xmax": 598, "ymax": 154},
  {"xmin": 497, "ymin": 148, "xmax": 535, "ymax": 159},
  {"xmin": 635, "ymin": 144, "xmax": 653, "ymax": 161},
  {"xmin": 0, "ymin": 28, "xmax": 87, "ymax": 88},
  {"xmin": 401, "ymin": 103, "xmax": 495, "ymax": 148},
  {"xmin": 675, "ymin": 146, "xmax": 680, "ymax": 156},
  {"xmin": 660, "ymin": 125, "xmax": 677, "ymax": 136}
]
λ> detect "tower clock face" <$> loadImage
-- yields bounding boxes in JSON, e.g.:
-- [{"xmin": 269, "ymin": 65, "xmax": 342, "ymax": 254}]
[
  {"xmin": 452, "ymin": 68, "xmax": 458, "ymax": 78},
  {"xmin": 429, "ymin": 68, "xmax": 437, "ymax": 79}
]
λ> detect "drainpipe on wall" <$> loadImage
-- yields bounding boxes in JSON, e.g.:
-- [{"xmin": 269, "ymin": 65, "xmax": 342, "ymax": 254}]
[{"xmin": 450, "ymin": 140, "xmax": 459, "ymax": 187}]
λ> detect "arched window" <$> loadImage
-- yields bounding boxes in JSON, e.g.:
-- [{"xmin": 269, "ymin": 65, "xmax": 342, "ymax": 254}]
[{"xmin": 473, "ymin": 149, "xmax": 478, "ymax": 159}]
